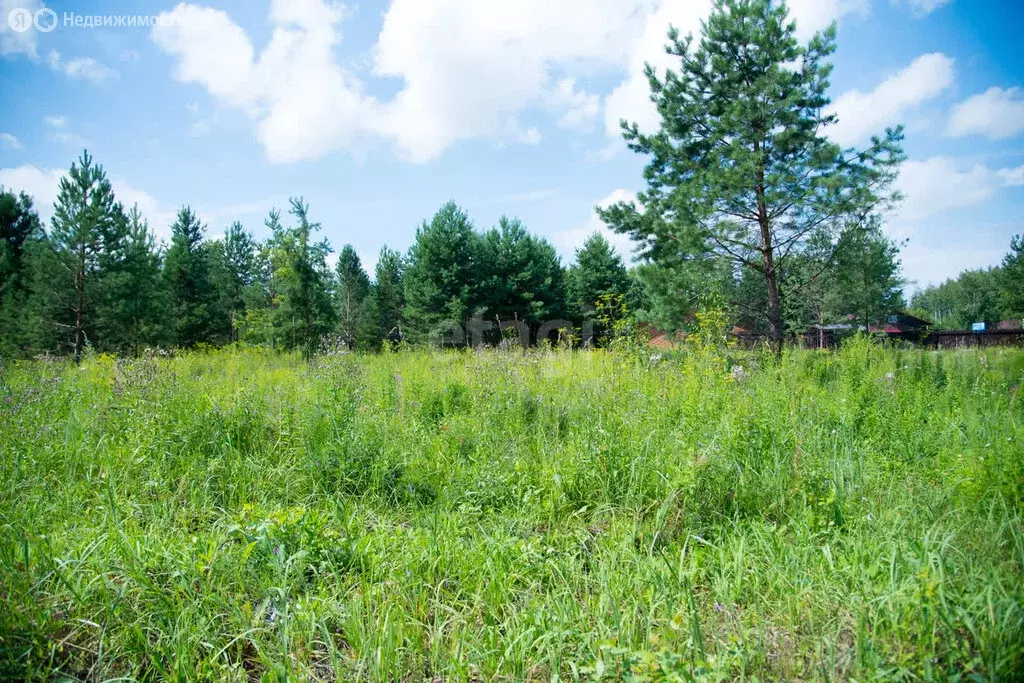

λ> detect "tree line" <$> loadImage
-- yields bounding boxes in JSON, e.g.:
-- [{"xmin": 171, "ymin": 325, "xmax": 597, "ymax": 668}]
[
  {"xmin": 2, "ymin": 147, "xmax": 1017, "ymax": 361},
  {"xmin": 4, "ymin": 0, "xmax": 1019, "ymax": 359},
  {"xmin": 0, "ymin": 152, "xmax": 637, "ymax": 359},
  {"xmin": 909, "ymin": 238, "xmax": 1024, "ymax": 329}
]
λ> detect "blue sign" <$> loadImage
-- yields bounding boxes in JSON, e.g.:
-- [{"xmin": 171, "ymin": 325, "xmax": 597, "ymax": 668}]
[{"xmin": 971, "ymin": 322, "xmax": 986, "ymax": 332}]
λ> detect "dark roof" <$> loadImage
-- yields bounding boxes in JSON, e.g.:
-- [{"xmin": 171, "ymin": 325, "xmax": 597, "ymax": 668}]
[{"xmin": 894, "ymin": 310, "xmax": 933, "ymax": 326}]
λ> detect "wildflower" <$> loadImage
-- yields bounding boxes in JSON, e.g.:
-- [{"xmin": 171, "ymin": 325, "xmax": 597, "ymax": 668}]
[{"xmin": 714, "ymin": 602, "xmax": 724, "ymax": 612}]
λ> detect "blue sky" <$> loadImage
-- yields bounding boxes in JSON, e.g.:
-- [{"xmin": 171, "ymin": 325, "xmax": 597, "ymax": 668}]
[{"xmin": 1, "ymin": 0, "xmax": 1022, "ymax": 290}]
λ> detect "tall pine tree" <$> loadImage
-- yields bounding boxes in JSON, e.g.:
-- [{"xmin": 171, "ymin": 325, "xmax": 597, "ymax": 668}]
[
  {"xmin": 1000, "ymin": 235, "xmax": 1024, "ymax": 321},
  {"xmin": 479, "ymin": 216, "xmax": 565, "ymax": 341},
  {"xmin": 403, "ymin": 202, "xmax": 482, "ymax": 344},
  {"xmin": 272, "ymin": 199, "xmax": 335, "ymax": 355},
  {"xmin": 0, "ymin": 188, "xmax": 46, "ymax": 356},
  {"xmin": 209, "ymin": 221, "xmax": 258, "ymax": 343},
  {"xmin": 599, "ymin": 0, "xmax": 904, "ymax": 349},
  {"xmin": 103, "ymin": 205, "xmax": 168, "ymax": 354},
  {"xmin": 50, "ymin": 150, "xmax": 125, "ymax": 361},
  {"xmin": 566, "ymin": 233, "xmax": 630, "ymax": 321},
  {"xmin": 830, "ymin": 219, "xmax": 906, "ymax": 331},
  {"xmin": 357, "ymin": 246, "xmax": 405, "ymax": 350},
  {"xmin": 165, "ymin": 206, "xmax": 217, "ymax": 347},
  {"xmin": 335, "ymin": 245, "xmax": 370, "ymax": 349}
]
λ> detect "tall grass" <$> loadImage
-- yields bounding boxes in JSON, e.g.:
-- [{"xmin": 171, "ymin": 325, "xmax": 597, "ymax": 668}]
[{"xmin": 1, "ymin": 339, "xmax": 1022, "ymax": 680}]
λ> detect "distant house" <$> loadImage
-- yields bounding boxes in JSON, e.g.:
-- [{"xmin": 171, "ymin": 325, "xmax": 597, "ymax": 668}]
[
  {"xmin": 803, "ymin": 323, "xmax": 853, "ymax": 349},
  {"xmin": 870, "ymin": 311, "xmax": 932, "ymax": 342},
  {"xmin": 803, "ymin": 311, "xmax": 932, "ymax": 348},
  {"xmin": 645, "ymin": 310, "xmax": 941, "ymax": 350}
]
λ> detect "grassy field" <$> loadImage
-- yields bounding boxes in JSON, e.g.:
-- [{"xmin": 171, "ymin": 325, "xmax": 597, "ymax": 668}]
[{"xmin": 1, "ymin": 341, "xmax": 1023, "ymax": 681}]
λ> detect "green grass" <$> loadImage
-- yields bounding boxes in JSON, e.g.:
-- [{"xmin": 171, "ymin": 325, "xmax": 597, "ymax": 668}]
[{"xmin": 2, "ymin": 340, "xmax": 1023, "ymax": 681}]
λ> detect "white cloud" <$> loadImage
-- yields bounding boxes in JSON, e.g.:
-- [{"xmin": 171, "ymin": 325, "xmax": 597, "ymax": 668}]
[
  {"xmin": 148, "ymin": 0, "xmax": 888, "ymax": 163},
  {"xmin": 48, "ymin": 131, "xmax": 88, "ymax": 146},
  {"xmin": 189, "ymin": 119, "xmax": 213, "ymax": 137},
  {"xmin": 898, "ymin": 0, "xmax": 952, "ymax": 19},
  {"xmin": 0, "ymin": 0, "xmax": 43, "ymax": 59},
  {"xmin": 555, "ymin": 188, "xmax": 639, "ymax": 261},
  {"xmin": 357, "ymin": 251, "xmax": 379, "ymax": 280},
  {"xmin": 998, "ymin": 165, "xmax": 1024, "ymax": 187},
  {"xmin": 152, "ymin": 0, "xmax": 378, "ymax": 163},
  {"xmin": 48, "ymin": 50, "xmax": 119, "ymax": 83},
  {"xmin": 43, "ymin": 115, "xmax": 87, "ymax": 147},
  {"xmin": 603, "ymin": 0, "xmax": 711, "ymax": 140},
  {"xmin": 894, "ymin": 156, "xmax": 1024, "ymax": 222},
  {"xmin": 117, "ymin": 189, "xmax": 178, "ymax": 241},
  {"xmin": 152, "ymin": 0, "xmax": 678, "ymax": 163},
  {"xmin": 900, "ymin": 240, "xmax": 1006, "ymax": 291},
  {"xmin": 372, "ymin": 0, "xmax": 648, "ymax": 162},
  {"xmin": 550, "ymin": 78, "xmax": 601, "ymax": 131},
  {"xmin": 785, "ymin": 0, "xmax": 870, "ymax": 41},
  {"xmin": 150, "ymin": 0, "xmax": 691, "ymax": 163},
  {"xmin": 945, "ymin": 87, "xmax": 1024, "ymax": 140},
  {"xmin": 887, "ymin": 155, "xmax": 1021, "ymax": 288},
  {"xmin": 202, "ymin": 197, "xmax": 285, "ymax": 231},
  {"xmin": 0, "ymin": 163, "xmax": 285, "ymax": 244},
  {"xmin": 0, "ymin": 166, "xmax": 63, "ymax": 224},
  {"xmin": 182, "ymin": 101, "xmax": 214, "ymax": 137},
  {"xmin": 0, "ymin": 132, "xmax": 23, "ymax": 150},
  {"xmin": 518, "ymin": 127, "xmax": 542, "ymax": 146},
  {"xmin": 477, "ymin": 188, "xmax": 560, "ymax": 206},
  {"xmin": 0, "ymin": 164, "xmax": 177, "ymax": 238},
  {"xmin": 829, "ymin": 53, "xmax": 954, "ymax": 147}
]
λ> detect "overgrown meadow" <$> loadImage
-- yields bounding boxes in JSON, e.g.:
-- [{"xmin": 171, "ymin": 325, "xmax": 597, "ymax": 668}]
[{"xmin": 2, "ymin": 341, "xmax": 1023, "ymax": 681}]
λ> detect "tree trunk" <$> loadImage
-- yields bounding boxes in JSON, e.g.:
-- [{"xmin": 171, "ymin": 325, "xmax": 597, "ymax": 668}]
[
  {"xmin": 74, "ymin": 248, "xmax": 85, "ymax": 363},
  {"xmin": 754, "ymin": 142, "xmax": 783, "ymax": 352},
  {"xmin": 762, "ymin": 261, "xmax": 783, "ymax": 350}
]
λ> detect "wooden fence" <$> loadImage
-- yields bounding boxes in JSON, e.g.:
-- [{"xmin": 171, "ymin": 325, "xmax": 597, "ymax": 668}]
[
  {"xmin": 726, "ymin": 328, "xmax": 1024, "ymax": 350},
  {"xmin": 922, "ymin": 329, "xmax": 1024, "ymax": 348}
]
